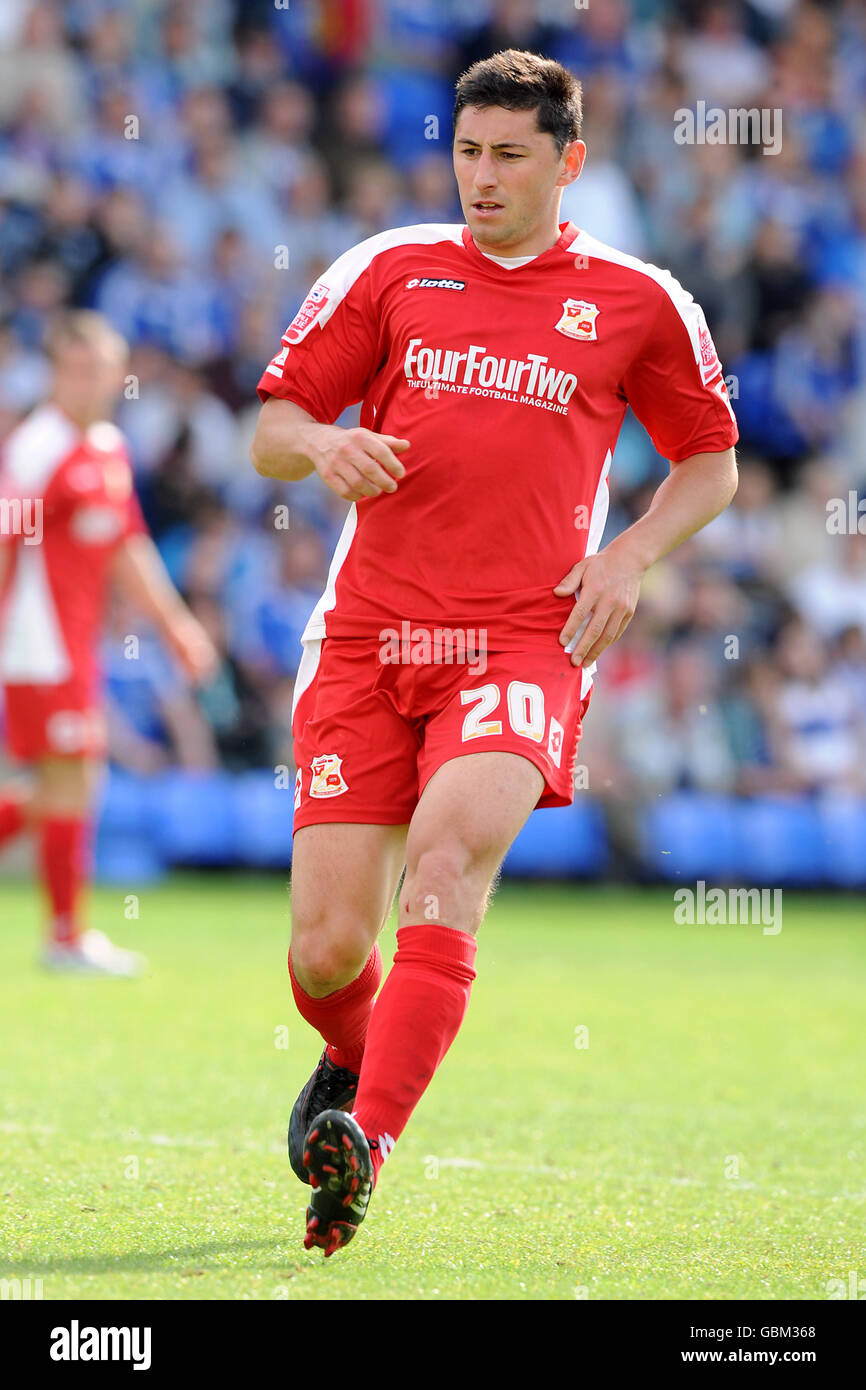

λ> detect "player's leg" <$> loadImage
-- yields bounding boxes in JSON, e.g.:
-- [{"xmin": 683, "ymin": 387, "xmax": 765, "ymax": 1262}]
[
  {"xmin": 35, "ymin": 754, "xmax": 143, "ymax": 975},
  {"xmin": 0, "ymin": 778, "xmax": 35, "ymax": 852},
  {"xmin": 33, "ymin": 754, "xmax": 97, "ymax": 946},
  {"xmin": 349, "ymin": 751, "xmax": 543, "ymax": 1172},
  {"xmin": 304, "ymin": 646, "xmax": 587, "ymax": 1251},
  {"xmin": 289, "ymin": 820, "xmax": 408, "ymax": 998},
  {"xmin": 398, "ymin": 750, "xmax": 545, "ymax": 932},
  {"xmin": 286, "ymin": 820, "xmax": 407, "ymax": 1184},
  {"xmin": 304, "ymin": 751, "xmax": 544, "ymax": 1254},
  {"xmin": 0, "ymin": 685, "xmax": 39, "ymax": 850}
]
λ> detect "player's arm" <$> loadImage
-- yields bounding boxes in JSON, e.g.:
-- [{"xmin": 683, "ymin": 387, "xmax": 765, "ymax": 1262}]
[
  {"xmin": 557, "ymin": 277, "xmax": 740, "ymax": 669},
  {"xmin": 0, "ymin": 461, "xmax": 22, "ymax": 594},
  {"xmin": 112, "ymin": 533, "xmax": 218, "ymax": 684},
  {"xmin": 556, "ymin": 446, "xmax": 738, "ymax": 666},
  {"xmin": 250, "ymin": 396, "xmax": 409, "ymax": 502},
  {"xmin": 0, "ymin": 539, "xmax": 11, "ymax": 592}
]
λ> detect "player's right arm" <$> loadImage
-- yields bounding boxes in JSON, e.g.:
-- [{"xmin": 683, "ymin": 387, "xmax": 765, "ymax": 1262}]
[
  {"xmin": 251, "ymin": 235, "xmax": 411, "ymax": 502},
  {"xmin": 249, "ymin": 397, "xmax": 409, "ymax": 502}
]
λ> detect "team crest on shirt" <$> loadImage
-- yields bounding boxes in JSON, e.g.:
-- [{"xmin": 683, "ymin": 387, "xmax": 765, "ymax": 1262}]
[
  {"xmin": 309, "ymin": 753, "xmax": 348, "ymax": 798},
  {"xmin": 555, "ymin": 299, "xmax": 600, "ymax": 342}
]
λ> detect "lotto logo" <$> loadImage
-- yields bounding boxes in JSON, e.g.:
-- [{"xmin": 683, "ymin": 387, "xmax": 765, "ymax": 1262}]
[{"xmin": 405, "ymin": 277, "xmax": 466, "ymax": 291}]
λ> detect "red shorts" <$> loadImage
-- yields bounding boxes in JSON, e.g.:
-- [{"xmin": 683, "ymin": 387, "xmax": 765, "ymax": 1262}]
[
  {"xmin": 2, "ymin": 678, "xmax": 106, "ymax": 760},
  {"xmin": 291, "ymin": 635, "xmax": 592, "ymax": 832}
]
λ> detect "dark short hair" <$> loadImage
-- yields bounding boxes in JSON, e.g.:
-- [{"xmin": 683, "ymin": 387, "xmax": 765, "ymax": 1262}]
[{"xmin": 453, "ymin": 49, "xmax": 583, "ymax": 155}]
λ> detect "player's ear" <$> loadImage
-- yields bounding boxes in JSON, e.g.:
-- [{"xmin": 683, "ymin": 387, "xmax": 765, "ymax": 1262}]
[{"xmin": 561, "ymin": 140, "xmax": 586, "ymax": 186}]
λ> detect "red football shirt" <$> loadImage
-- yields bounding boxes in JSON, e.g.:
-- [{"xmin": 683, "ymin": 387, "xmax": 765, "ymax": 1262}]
[
  {"xmin": 257, "ymin": 219, "xmax": 738, "ymax": 686},
  {"xmin": 0, "ymin": 402, "xmax": 145, "ymax": 686}
]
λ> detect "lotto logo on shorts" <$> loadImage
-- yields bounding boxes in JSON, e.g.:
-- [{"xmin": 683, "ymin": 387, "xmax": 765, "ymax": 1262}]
[
  {"xmin": 548, "ymin": 716, "xmax": 564, "ymax": 769},
  {"xmin": 309, "ymin": 754, "xmax": 348, "ymax": 798}
]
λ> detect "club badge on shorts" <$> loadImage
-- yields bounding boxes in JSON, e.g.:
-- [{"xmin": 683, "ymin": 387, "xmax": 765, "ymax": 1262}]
[
  {"xmin": 555, "ymin": 299, "xmax": 600, "ymax": 342},
  {"xmin": 309, "ymin": 753, "xmax": 349, "ymax": 798}
]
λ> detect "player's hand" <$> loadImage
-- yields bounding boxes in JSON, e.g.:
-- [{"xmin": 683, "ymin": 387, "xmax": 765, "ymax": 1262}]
[
  {"xmin": 309, "ymin": 426, "xmax": 410, "ymax": 501},
  {"xmin": 166, "ymin": 614, "xmax": 221, "ymax": 686},
  {"xmin": 554, "ymin": 540, "xmax": 647, "ymax": 667}
]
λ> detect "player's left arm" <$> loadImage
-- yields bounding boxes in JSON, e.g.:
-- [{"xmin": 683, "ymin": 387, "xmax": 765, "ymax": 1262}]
[
  {"xmin": 0, "ymin": 456, "xmax": 20, "ymax": 596},
  {"xmin": 557, "ymin": 278, "xmax": 740, "ymax": 668},
  {"xmin": 112, "ymin": 532, "xmax": 219, "ymax": 685},
  {"xmin": 555, "ymin": 446, "xmax": 737, "ymax": 666}
]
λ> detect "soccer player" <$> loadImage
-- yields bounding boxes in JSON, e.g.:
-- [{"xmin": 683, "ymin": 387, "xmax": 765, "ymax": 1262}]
[
  {"xmin": 250, "ymin": 51, "xmax": 739, "ymax": 1255},
  {"xmin": 0, "ymin": 311, "xmax": 217, "ymax": 974}
]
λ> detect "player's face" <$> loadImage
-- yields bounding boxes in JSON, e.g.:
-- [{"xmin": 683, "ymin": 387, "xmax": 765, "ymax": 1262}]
[
  {"xmin": 52, "ymin": 340, "xmax": 127, "ymax": 424},
  {"xmin": 453, "ymin": 105, "xmax": 585, "ymax": 257}
]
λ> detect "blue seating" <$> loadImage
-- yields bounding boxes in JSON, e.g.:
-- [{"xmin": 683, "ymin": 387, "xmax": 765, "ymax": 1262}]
[
  {"xmin": 95, "ymin": 770, "xmax": 165, "ymax": 882},
  {"xmin": 150, "ymin": 770, "xmax": 237, "ymax": 864},
  {"xmin": 94, "ymin": 830, "xmax": 166, "ymax": 884},
  {"xmin": 233, "ymin": 771, "xmax": 292, "ymax": 869},
  {"xmin": 819, "ymin": 799, "xmax": 866, "ymax": 887},
  {"xmin": 95, "ymin": 769, "xmax": 155, "ymax": 836},
  {"xmin": 640, "ymin": 794, "xmax": 740, "ymax": 880},
  {"xmin": 736, "ymin": 798, "xmax": 825, "ymax": 884},
  {"xmin": 503, "ymin": 800, "xmax": 609, "ymax": 877},
  {"xmin": 90, "ymin": 770, "xmax": 866, "ymax": 886}
]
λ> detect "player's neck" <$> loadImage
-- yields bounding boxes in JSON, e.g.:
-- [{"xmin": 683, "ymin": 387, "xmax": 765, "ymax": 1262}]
[
  {"xmin": 470, "ymin": 215, "xmax": 564, "ymax": 260},
  {"xmin": 50, "ymin": 397, "xmax": 102, "ymax": 433}
]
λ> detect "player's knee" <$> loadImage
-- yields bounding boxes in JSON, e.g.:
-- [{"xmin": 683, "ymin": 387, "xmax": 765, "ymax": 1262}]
[
  {"xmin": 405, "ymin": 841, "xmax": 469, "ymax": 892},
  {"xmin": 3, "ymin": 783, "xmax": 35, "ymax": 819},
  {"xmin": 401, "ymin": 840, "xmax": 492, "ymax": 923},
  {"xmin": 35, "ymin": 757, "xmax": 93, "ymax": 817},
  {"xmin": 289, "ymin": 918, "xmax": 374, "ymax": 994}
]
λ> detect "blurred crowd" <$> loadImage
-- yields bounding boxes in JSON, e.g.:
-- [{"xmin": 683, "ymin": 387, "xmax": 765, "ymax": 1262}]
[{"xmin": 1, "ymin": 0, "xmax": 865, "ymax": 803}]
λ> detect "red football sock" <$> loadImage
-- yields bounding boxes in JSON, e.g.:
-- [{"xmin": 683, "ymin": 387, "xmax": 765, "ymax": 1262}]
[
  {"xmin": 289, "ymin": 943, "xmax": 382, "ymax": 1072},
  {"xmin": 39, "ymin": 817, "xmax": 89, "ymax": 945},
  {"xmin": 0, "ymin": 794, "xmax": 27, "ymax": 849},
  {"xmin": 352, "ymin": 923, "xmax": 477, "ymax": 1184}
]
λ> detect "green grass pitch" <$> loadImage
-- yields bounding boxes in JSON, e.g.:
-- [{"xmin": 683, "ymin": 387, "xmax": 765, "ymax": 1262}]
[{"xmin": 1, "ymin": 874, "xmax": 864, "ymax": 1301}]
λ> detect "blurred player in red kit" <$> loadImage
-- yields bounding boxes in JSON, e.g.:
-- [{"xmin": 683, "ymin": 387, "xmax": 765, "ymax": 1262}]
[
  {"xmin": 250, "ymin": 51, "xmax": 739, "ymax": 1254},
  {"xmin": 0, "ymin": 311, "xmax": 217, "ymax": 975}
]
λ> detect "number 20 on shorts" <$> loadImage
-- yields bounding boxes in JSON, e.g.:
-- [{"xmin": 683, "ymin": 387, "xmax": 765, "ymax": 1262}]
[{"xmin": 460, "ymin": 681, "xmax": 547, "ymax": 744}]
